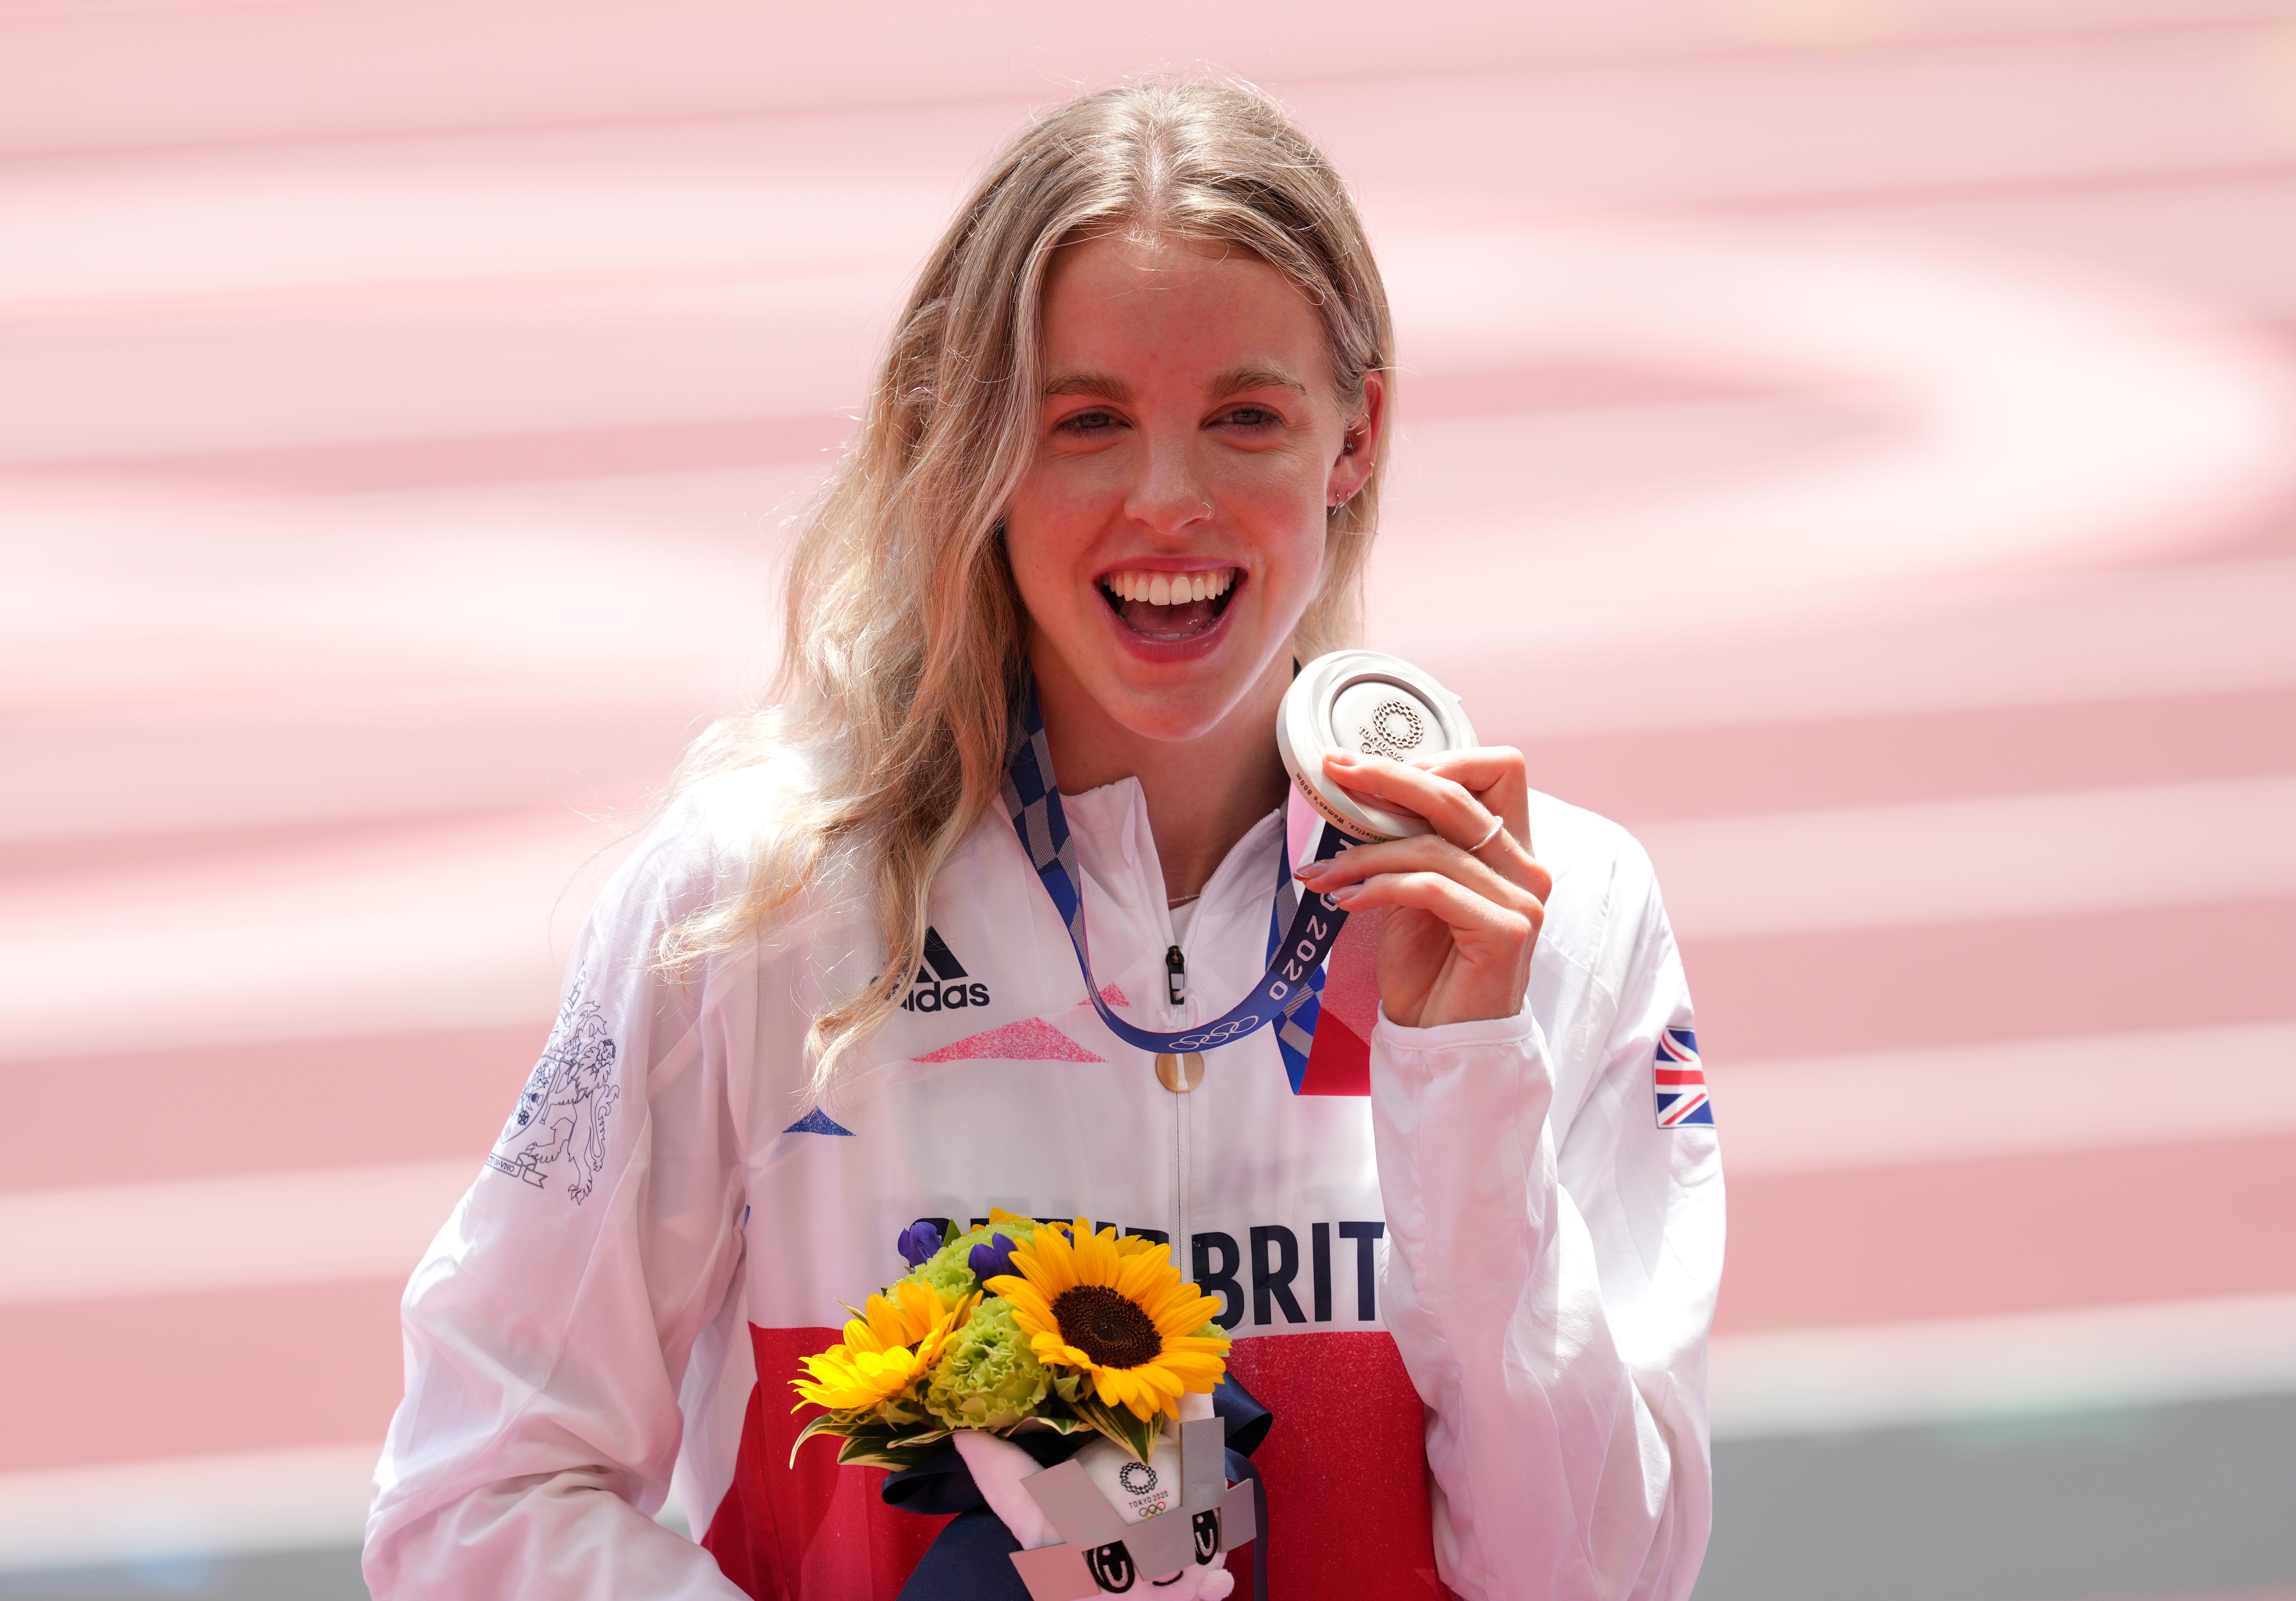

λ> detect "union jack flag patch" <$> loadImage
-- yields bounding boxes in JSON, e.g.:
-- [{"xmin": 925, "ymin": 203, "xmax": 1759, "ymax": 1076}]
[{"xmin": 1655, "ymin": 1028, "xmax": 1712, "ymax": 1127}]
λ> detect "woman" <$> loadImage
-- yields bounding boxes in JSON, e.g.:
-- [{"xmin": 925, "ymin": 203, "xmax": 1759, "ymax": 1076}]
[{"xmin": 365, "ymin": 81, "xmax": 1722, "ymax": 1601}]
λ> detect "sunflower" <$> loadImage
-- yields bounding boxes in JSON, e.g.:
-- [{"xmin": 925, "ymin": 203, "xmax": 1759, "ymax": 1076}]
[
  {"xmin": 792, "ymin": 1278, "xmax": 977, "ymax": 1413},
  {"xmin": 986, "ymin": 1219, "xmax": 1229, "ymax": 1421}
]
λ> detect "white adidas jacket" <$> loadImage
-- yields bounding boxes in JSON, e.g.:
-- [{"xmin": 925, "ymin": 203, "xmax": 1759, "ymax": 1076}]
[{"xmin": 364, "ymin": 760, "xmax": 1723, "ymax": 1601}]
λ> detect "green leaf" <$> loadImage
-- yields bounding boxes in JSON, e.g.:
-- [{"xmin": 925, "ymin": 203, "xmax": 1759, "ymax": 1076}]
[
  {"xmin": 1071, "ymin": 1392, "xmax": 1165, "ymax": 1464},
  {"xmin": 879, "ymin": 1393, "xmax": 935, "ymax": 1429},
  {"xmin": 833, "ymin": 1435, "xmax": 957, "ymax": 1473},
  {"xmin": 790, "ymin": 1411, "xmax": 861, "ymax": 1468}
]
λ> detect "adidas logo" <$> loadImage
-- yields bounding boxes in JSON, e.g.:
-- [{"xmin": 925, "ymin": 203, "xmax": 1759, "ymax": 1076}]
[{"xmin": 901, "ymin": 926, "xmax": 989, "ymax": 1014}]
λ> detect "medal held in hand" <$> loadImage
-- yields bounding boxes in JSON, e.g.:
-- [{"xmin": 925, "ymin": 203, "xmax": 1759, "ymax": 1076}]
[
  {"xmin": 1004, "ymin": 650, "xmax": 1477, "ymax": 1088},
  {"xmin": 1276, "ymin": 649, "xmax": 1479, "ymax": 842}
]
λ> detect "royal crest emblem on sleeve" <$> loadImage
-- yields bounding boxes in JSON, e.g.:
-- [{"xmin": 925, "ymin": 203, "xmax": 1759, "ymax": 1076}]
[{"xmin": 487, "ymin": 975, "xmax": 623, "ymax": 1203}]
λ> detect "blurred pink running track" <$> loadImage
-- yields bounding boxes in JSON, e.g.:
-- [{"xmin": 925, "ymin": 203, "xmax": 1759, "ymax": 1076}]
[{"xmin": 3, "ymin": 0, "xmax": 2295, "ymax": 1584}]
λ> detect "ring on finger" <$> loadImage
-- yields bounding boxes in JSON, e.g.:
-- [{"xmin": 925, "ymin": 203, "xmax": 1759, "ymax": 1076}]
[{"xmin": 1467, "ymin": 814, "xmax": 1506, "ymax": 854}]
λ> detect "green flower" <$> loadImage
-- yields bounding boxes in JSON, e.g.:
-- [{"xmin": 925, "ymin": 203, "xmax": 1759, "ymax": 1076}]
[
  {"xmin": 924, "ymin": 1296, "xmax": 1053, "ymax": 1430},
  {"xmin": 907, "ymin": 1219, "xmax": 1033, "ymax": 1311}
]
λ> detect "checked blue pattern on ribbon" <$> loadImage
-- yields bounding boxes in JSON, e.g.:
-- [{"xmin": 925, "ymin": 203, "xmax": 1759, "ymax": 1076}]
[{"xmin": 1002, "ymin": 675, "xmax": 1352, "ymax": 1081}]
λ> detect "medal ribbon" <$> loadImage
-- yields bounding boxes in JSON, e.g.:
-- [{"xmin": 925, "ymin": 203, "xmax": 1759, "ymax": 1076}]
[{"xmin": 1003, "ymin": 676, "xmax": 1354, "ymax": 1065}]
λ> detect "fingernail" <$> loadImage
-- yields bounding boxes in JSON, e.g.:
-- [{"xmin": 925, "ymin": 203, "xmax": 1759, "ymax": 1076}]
[
  {"xmin": 1327, "ymin": 751, "xmax": 1360, "ymax": 766},
  {"xmin": 1293, "ymin": 865, "xmax": 1320, "ymax": 881},
  {"xmin": 1330, "ymin": 884, "xmax": 1362, "ymax": 905}
]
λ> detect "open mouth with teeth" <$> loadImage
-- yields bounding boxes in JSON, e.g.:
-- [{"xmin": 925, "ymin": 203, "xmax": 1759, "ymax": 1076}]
[{"xmin": 1099, "ymin": 567, "xmax": 1238, "ymax": 642}]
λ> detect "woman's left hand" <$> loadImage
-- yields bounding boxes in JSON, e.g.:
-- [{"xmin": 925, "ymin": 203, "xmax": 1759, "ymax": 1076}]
[{"xmin": 1294, "ymin": 747, "xmax": 1554, "ymax": 1030}]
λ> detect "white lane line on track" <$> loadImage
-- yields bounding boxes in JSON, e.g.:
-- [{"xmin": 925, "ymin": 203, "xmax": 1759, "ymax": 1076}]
[
  {"xmin": 1639, "ymin": 774, "xmax": 2296, "ymax": 938},
  {"xmin": 14, "ymin": 222, "xmax": 2291, "ymax": 671},
  {"xmin": 0, "ymin": 1443, "xmax": 381, "ymax": 1572},
  {"xmin": 4, "ymin": 775, "xmax": 2289, "ymax": 1062},
  {"xmin": 0, "ymin": 1441, "xmax": 689, "ymax": 1572},
  {"xmin": 0, "ymin": 1160, "xmax": 475, "ymax": 1307},
  {"xmin": 1376, "ymin": 225, "xmax": 2296, "ymax": 652},
  {"xmin": 1710, "ymin": 1293, "xmax": 2296, "ymax": 1439},
  {"xmin": 0, "ymin": 1433, "xmax": 689, "ymax": 1571},
  {"xmin": 1716, "ymin": 1022, "xmax": 2296, "ymax": 1176},
  {"xmin": 7, "ymin": 1295, "xmax": 2290, "ymax": 1568},
  {"xmin": 0, "ymin": 809, "xmax": 615, "ymax": 1061},
  {"xmin": 1433, "ymin": 558, "xmax": 2296, "ymax": 738},
  {"xmin": 8, "ymin": 1025, "xmax": 2288, "ymax": 1306}
]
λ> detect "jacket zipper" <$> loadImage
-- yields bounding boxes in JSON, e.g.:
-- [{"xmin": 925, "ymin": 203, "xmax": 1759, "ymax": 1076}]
[{"xmin": 1162, "ymin": 906, "xmax": 1193, "ymax": 1273}]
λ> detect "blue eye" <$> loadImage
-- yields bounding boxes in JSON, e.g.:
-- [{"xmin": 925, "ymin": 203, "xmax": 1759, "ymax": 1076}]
[
  {"xmin": 1060, "ymin": 410, "xmax": 1123, "ymax": 433},
  {"xmin": 1222, "ymin": 406, "xmax": 1280, "ymax": 429}
]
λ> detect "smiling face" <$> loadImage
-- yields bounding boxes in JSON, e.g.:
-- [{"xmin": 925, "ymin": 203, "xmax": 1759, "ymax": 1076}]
[{"xmin": 1005, "ymin": 228, "xmax": 1382, "ymax": 749}]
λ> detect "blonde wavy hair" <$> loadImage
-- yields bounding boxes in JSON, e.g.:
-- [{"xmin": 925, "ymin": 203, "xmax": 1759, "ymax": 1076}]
[{"xmin": 660, "ymin": 80, "xmax": 1395, "ymax": 1101}]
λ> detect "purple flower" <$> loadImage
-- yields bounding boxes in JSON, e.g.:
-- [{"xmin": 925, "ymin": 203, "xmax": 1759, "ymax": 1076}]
[
  {"xmin": 896, "ymin": 1220, "xmax": 943, "ymax": 1269},
  {"xmin": 969, "ymin": 1232, "xmax": 1021, "ymax": 1284}
]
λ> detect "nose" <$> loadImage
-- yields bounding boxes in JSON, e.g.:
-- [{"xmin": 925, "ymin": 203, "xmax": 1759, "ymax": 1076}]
[{"xmin": 1125, "ymin": 434, "xmax": 1214, "ymax": 537}]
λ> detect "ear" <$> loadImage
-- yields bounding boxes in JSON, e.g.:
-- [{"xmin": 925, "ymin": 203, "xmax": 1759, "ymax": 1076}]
[{"xmin": 1326, "ymin": 370, "xmax": 1386, "ymax": 511}]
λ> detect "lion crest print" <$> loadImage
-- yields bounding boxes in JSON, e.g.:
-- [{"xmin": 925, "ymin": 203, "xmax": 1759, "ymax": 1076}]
[{"xmin": 487, "ymin": 975, "xmax": 622, "ymax": 1204}]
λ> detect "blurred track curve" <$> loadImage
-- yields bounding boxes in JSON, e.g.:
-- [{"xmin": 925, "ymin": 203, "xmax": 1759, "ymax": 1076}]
[{"xmin": 4, "ymin": 3, "xmax": 2294, "ymax": 1597}]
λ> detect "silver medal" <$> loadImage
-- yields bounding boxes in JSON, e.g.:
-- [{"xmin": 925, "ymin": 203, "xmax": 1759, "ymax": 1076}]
[{"xmin": 1277, "ymin": 650, "xmax": 1479, "ymax": 842}]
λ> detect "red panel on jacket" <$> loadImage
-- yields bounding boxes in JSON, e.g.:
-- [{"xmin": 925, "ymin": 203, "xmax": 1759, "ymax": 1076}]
[
  {"xmin": 1226, "ymin": 1331, "xmax": 1455, "ymax": 1599},
  {"xmin": 702, "ymin": 1325, "xmax": 951, "ymax": 1601}
]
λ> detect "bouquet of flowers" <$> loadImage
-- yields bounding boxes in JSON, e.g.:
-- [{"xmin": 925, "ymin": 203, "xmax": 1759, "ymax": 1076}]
[{"xmin": 791, "ymin": 1210, "xmax": 1232, "ymax": 1469}]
